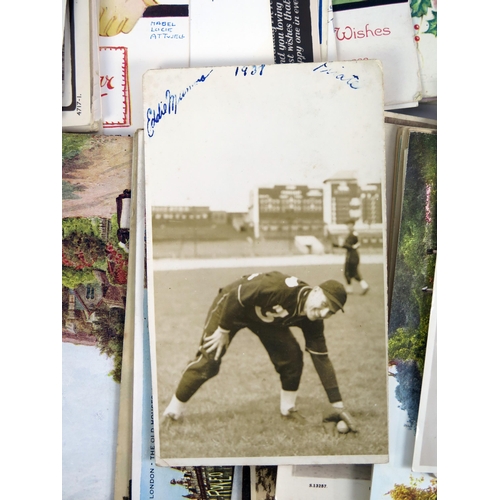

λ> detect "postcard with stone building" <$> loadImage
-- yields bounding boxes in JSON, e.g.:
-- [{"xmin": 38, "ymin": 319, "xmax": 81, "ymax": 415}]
[
  {"xmin": 142, "ymin": 60, "xmax": 389, "ymax": 466},
  {"xmin": 62, "ymin": 133, "xmax": 134, "ymax": 499}
]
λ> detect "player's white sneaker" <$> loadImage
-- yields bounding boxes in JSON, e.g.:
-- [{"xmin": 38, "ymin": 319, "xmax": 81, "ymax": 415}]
[
  {"xmin": 162, "ymin": 395, "xmax": 186, "ymax": 423},
  {"xmin": 162, "ymin": 409, "xmax": 183, "ymax": 423}
]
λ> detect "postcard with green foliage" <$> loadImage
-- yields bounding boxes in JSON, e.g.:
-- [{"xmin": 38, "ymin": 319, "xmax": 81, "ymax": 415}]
[
  {"xmin": 62, "ymin": 133, "xmax": 133, "ymax": 381},
  {"xmin": 388, "ymin": 128, "xmax": 436, "ymax": 417},
  {"xmin": 62, "ymin": 133, "xmax": 134, "ymax": 499},
  {"xmin": 370, "ymin": 128, "xmax": 437, "ymax": 500}
]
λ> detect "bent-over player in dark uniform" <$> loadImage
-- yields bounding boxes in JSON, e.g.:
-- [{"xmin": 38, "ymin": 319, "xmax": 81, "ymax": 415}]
[{"xmin": 162, "ymin": 270, "xmax": 358, "ymax": 431}]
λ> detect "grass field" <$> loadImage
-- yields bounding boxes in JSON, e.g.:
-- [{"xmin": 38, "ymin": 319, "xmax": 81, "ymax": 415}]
[{"xmin": 152, "ymin": 263, "xmax": 388, "ymax": 463}]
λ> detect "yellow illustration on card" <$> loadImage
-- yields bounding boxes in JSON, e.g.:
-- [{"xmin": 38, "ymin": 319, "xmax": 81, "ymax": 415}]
[{"xmin": 99, "ymin": 0, "xmax": 158, "ymax": 36}]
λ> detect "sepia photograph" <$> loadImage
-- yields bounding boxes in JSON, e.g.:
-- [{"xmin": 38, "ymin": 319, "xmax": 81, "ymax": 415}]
[{"xmin": 143, "ymin": 61, "xmax": 389, "ymax": 465}]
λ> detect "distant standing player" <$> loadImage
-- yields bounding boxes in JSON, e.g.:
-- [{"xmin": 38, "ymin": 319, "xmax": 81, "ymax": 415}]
[
  {"xmin": 333, "ymin": 219, "xmax": 369, "ymax": 295},
  {"xmin": 162, "ymin": 271, "xmax": 358, "ymax": 431}
]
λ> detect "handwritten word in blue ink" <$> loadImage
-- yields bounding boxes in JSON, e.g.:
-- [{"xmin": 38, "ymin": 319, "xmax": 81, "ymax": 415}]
[
  {"xmin": 312, "ymin": 62, "xmax": 360, "ymax": 89},
  {"xmin": 150, "ymin": 21, "xmax": 177, "ymax": 31},
  {"xmin": 150, "ymin": 33, "xmax": 186, "ymax": 39},
  {"xmin": 150, "ymin": 20, "xmax": 186, "ymax": 39},
  {"xmin": 146, "ymin": 70, "xmax": 213, "ymax": 138},
  {"xmin": 234, "ymin": 65, "xmax": 266, "ymax": 77}
]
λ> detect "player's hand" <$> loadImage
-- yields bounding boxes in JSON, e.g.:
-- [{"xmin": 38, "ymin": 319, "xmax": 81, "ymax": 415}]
[
  {"xmin": 323, "ymin": 406, "xmax": 358, "ymax": 432},
  {"xmin": 202, "ymin": 327, "xmax": 230, "ymax": 361},
  {"xmin": 99, "ymin": 0, "xmax": 158, "ymax": 37}
]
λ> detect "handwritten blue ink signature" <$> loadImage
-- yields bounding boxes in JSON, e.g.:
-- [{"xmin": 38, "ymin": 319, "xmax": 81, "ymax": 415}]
[
  {"xmin": 312, "ymin": 63, "xmax": 360, "ymax": 89},
  {"xmin": 146, "ymin": 70, "xmax": 213, "ymax": 138}
]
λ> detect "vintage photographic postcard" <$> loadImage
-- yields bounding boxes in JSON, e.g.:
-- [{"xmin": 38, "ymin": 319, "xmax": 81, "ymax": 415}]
[
  {"xmin": 387, "ymin": 127, "xmax": 436, "ymax": 311},
  {"xmin": 383, "ymin": 112, "xmax": 436, "ymax": 238},
  {"xmin": 62, "ymin": 133, "xmax": 133, "ymax": 499},
  {"xmin": 143, "ymin": 60, "xmax": 389, "ymax": 466},
  {"xmin": 371, "ymin": 128, "xmax": 437, "ymax": 499}
]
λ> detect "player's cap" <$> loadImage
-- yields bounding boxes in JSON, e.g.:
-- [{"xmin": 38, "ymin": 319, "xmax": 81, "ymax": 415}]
[{"xmin": 319, "ymin": 280, "xmax": 347, "ymax": 313}]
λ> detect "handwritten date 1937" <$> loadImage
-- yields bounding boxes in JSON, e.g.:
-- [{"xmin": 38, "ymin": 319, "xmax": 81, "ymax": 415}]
[{"xmin": 235, "ymin": 65, "xmax": 265, "ymax": 77}]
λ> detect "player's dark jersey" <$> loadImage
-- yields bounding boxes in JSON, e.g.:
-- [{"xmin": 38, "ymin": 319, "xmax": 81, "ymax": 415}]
[
  {"xmin": 205, "ymin": 271, "xmax": 340, "ymax": 403},
  {"xmin": 217, "ymin": 271, "xmax": 324, "ymax": 337},
  {"xmin": 344, "ymin": 230, "xmax": 359, "ymax": 251}
]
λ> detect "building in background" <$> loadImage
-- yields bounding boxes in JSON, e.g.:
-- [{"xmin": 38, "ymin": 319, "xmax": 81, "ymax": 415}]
[
  {"xmin": 251, "ymin": 184, "xmax": 324, "ymax": 239},
  {"xmin": 324, "ymin": 173, "xmax": 383, "ymax": 247},
  {"xmin": 150, "ymin": 174, "xmax": 383, "ymax": 249},
  {"xmin": 151, "ymin": 205, "xmax": 251, "ymax": 242}
]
